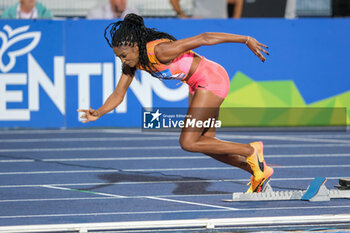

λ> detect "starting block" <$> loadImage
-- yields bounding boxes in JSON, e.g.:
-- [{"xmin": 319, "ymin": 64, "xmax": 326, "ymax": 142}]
[{"xmin": 224, "ymin": 177, "xmax": 350, "ymax": 202}]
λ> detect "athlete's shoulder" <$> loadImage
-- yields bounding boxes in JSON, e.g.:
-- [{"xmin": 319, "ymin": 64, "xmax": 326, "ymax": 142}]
[{"xmin": 146, "ymin": 39, "xmax": 172, "ymax": 49}]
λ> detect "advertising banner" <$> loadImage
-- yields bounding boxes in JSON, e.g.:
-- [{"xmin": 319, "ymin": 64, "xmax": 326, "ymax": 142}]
[{"xmin": 0, "ymin": 19, "xmax": 349, "ymax": 128}]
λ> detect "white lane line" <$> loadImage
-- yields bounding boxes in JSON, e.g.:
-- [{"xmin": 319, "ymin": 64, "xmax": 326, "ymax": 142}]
[
  {"xmin": 0, "ymin": 146, "xmax": 180, "ymax": 152},
  {"xmin": 0, "ymin": 159, "xmax": 36, "ymax": 163},
  {"xmin": 42, "ymin": 185, "xmax": 126, "ymax": 198},
  {"xmin": 0, "ymin": 137, "xmax": 179, "ymax": 143},
  {"xmin": 265, "ymin": 143, "xmax": 350, "ymax": 148},
  {"xmin": 42, "ymin": 185, "xmax": 237, "ymax": 211},
  {"xmin": 0, "ymin": 176, "xmax": 345, "ymax": 188},
  {"xmin": 242, "ymin": 205, "xmax": 350, "ymax": 211},
  {"xmin": 43, "ymin": 156, "xmax": 206, "ymax": 162},
  {"xmin": 218, "ymin": 134, "xmax": 350, "ymax": 144},
  {"xmin": 0, "ymin": 164, "xmax": 350, "ymax": 175},
  {"xmin": 0, "ymin": 129, "xmax": 143, "ymax": 134},
  {"xmin": 281, "ymin": 134, "xmax": 350, "ymax": 139},
  {"xmin": 1, "ymin": 135, "xmax": 349, "ymax": 144},
  {"xmin": 1, "ymin": 205, "xmax": 350, "ymax": 219},
  {"xmin": 0, "ymin": 210, "xmax": 226, "ymax": 219},
  {"xmin": 0, "ymin": 143, "xmax": 349, "ymax": 153},
  {"xmin": 1, "ymin": 128, "xmax": 349, "ymax": 136},
  {"xmin": 0, "ymin": 158, "xmax": 205, "ymax": 163},
  {"xmin": 0, "ymin": 156, "xmax": 206, "ymax": 163},
  {"xmin": 143, "ymin": 196, "xmax": 237, "ymax": 210},
  {"xmin": 0, "ymin": 129, "xmax": 179, "ymax": 135},
  {"xmin": 112, "ymin": 164, "xmax": 350, "ymax": 172},
  {"xmin": 0, "ymin": 193, "xmax": 230, "ymax": 203},
  {"xmin": 0, "ymin": 197, "xmax": 117, "ymax": 203},
  {"xmin": 1, "ymin": 153, "xmax": 350, "ymax": 163},
  {"xmin": 0, "ymin": 169, "xmax": 118, "ymax": 175},
  {"xmin": 266, "ymin": 153, "xmax": 350, "ymax": 158},
  {"xmin": 1, "ymin": 128, "xmax": 349, "ymax": 139}
]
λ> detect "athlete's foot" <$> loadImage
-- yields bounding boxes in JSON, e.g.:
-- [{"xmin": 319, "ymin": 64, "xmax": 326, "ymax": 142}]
[
  {"xmin": 260, "ymin": 167, "xmax": 273, "ymax": 192},
  {"xmin": 247, "ymin": 161, "xmax": 273, "ymax": 193},
  {"xmin": 246, "ymin": 141, "xmax": 265, "ymax": 180},
  {"xmin": 246, "ymin": 162, "xmax": 274, "ymax": 193},
  {"xmin": 246, "ymin": 175, "xmax": 257, "ymax": 193},
  {"xmin": 245, "ymin": 141, "xmax": 274, "ymax": 193}
]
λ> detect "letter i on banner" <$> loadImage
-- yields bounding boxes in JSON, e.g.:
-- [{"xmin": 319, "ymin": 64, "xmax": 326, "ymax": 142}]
[{"xmin": 66, "ymin": 63, "xmax": 101, "ymax": 120}]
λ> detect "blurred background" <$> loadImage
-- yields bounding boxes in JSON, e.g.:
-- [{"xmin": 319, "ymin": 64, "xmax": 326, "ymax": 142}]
[{"xmin": 0, "ymin": 0, "xmax": 349, "ymax": 18}]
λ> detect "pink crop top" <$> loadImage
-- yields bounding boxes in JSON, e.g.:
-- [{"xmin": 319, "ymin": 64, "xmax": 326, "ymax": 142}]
[{"xmin": 137, "ymin": 39, "xmax": 194, "ymax": 80}]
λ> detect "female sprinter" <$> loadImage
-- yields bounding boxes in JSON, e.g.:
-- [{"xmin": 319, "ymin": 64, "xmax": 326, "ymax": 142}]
[{"xmin": 78, "ymin": 14, "xmax": 273, "ymax": 193}]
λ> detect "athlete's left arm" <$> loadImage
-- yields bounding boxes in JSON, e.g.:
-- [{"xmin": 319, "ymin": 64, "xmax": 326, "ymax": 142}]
[{"xmin": 154, "ymin": 32, "xmax": 269, "ymax": 63}]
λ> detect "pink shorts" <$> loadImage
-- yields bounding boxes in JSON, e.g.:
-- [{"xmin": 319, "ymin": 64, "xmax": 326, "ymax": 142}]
[{"xmin": 186, "ymin": 57, "xmax": 230, "ymax": 99}]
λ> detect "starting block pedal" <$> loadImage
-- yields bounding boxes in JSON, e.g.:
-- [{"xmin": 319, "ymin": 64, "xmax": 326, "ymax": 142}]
[
  {"xmin": 335, "ymin": 178, "xmax": 350, "ymax": 190},
  {"xmin": 301, "ymin": 177, "xmax": 327, "ymax": 201},
  {"xmin": 224, "ymin": 177, "xmax": 350, "ymax": 202}
]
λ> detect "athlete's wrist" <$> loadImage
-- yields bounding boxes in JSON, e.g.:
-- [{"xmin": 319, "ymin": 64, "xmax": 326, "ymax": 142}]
[
  {"xmin": 96, "ymin": 110, "xmax": 101, "ymax": 118},
  {"xmin": 245, "ymin": 36, "xmax": 250, "ymax": 45}
]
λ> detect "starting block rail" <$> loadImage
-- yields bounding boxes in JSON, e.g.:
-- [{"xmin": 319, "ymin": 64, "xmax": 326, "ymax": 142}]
[{"xmin": 224, "ymin": 177, "xmax": 350, "ymax": 202}]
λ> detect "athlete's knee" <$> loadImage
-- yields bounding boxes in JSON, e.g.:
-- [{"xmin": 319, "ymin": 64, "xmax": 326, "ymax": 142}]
[{"xmin": 179, "ymin": 138, "xmax": 198, "ymax": 152}]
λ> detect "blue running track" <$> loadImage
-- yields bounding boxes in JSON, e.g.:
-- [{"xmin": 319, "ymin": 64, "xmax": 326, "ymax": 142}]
[{"xmin": 0, "ymin": 128, "xmax": 349, "ymax": 232}]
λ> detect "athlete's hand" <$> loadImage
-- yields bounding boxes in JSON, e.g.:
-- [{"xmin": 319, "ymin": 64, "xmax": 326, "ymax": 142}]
[
  {"xmin": 77, "ymin": 107, "xmax": 100, "ymax": 123},
  {"xmin": 246, "ymin": 37, "xmax": 269, "ymax": 62}
]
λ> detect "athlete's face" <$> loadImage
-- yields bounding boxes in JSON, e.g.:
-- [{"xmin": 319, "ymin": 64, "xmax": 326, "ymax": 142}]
[{"xmin": 113, "ymin": 44, "xmax": 139, "ymax": 68}]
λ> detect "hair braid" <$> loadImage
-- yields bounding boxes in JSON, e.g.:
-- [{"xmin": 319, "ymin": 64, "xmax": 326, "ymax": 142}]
[{"xmin": 104, "ymin": 14, "xmax": 176, "ymax": 77}]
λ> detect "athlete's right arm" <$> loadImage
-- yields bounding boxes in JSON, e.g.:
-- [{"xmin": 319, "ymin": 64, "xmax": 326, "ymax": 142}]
[
  {"xmin": 77, "ymin": 64, "xmax": 135, "ymax": 123},
  {"xmin": 155, "ymin": 32, "xmax": 269, "ymax": 63}
]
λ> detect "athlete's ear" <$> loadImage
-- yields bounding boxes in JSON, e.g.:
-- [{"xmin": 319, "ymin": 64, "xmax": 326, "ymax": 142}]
[{"xmin": 132, "ymin": 43, "xmax": 139, "ymax": 53}]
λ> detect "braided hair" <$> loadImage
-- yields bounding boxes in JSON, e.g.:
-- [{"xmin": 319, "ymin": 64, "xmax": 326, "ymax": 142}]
[{"xmin": 104, "ymin": 14, "xmax": 176, "ymax": 75}]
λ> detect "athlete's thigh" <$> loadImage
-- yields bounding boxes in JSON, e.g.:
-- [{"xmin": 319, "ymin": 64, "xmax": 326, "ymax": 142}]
[
  {"xmin": 180, "ymin": 89, "xmax": 224, "ymax": 142},
  {"xmin": 188, "ymin": 92, "xmax": 194, "ymax": 106}
]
